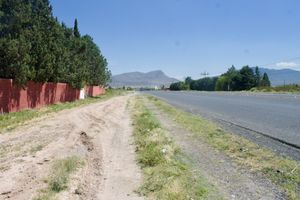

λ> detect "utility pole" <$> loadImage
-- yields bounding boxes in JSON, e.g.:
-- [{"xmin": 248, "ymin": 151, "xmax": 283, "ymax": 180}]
[{"xmin": 201, "ymin": 71, "xmax": 209, "ymax": 78}]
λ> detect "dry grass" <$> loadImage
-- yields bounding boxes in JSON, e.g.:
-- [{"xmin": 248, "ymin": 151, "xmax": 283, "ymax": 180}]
[
  {"xmin": 34, "ymin": 156, "xmax": 83, "ymax": 200},
  {"xmin": 130, "ymin": 96, "xmax": 222, "ymax": 200}
]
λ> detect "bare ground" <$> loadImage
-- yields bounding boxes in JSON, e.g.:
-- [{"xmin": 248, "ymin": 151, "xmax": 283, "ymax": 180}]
[
  {"xmin": 145, "ymin": 100, "xmax": 286, "ymax": 200},
  {"xmin": 0, "ymin": 95, "xmax": 144, "ymax": 200}
]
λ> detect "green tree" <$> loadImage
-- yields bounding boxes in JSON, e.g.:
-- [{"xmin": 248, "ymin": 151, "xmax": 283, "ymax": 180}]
[
  {"xmin": 184, "ymin": 76, "xmax": 193, "ymax": 89},
  {"xmin": 261, "ymin": 72, "xmax": 271, "ymax": 87},
  {"xmin": 236, "ymin": 66, "xmax": 256, "ymax": 90},
  {"xmin": 215, "ymin": 75, "xmax": 229, "ymax": 91},
  {"xmin": 254, "ymin": 66, "xmax": 261, "ymax": 87},
  {"xmin": 0, "ymin": 0, "xmax": 33, "ymax": 85},
  {"xmin": 0, "ymin": 0, "xmax": 111, "ymax": 88},
  {"xmin": 74, "ymin": 18, "xmax": 80, "ymax": 38},
  {"xmin": 170, "ymin": 82, "xmax": 188, "ymax": 91},
  {"xmin": 189, "ymin": 77, "xmax": 217, "ymax": 91},
  {"xmin": 214, "ymin": 66, "xmax": 239, "ymax": 91}
]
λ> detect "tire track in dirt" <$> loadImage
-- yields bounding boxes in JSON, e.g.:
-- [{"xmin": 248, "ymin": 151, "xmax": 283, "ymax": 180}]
[{"xmin": 0, "ymin": 95, "xmax": 143, "ymax": 200}]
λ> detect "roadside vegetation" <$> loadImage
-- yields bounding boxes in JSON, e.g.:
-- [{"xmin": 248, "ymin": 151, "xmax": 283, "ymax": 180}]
[
  {"xmin": 147, "ymin": 96, "xmax": 300, "ymax": 200},
  {"xmin": 35, "ymin": 156, "xmax": 83, "ymax": 200},
  {"xmin": 170, "ymin": 66, "xmax": 270, "ymax": 91},
  {"xmin": 250, "ymin": 84, "xmax": 300, "ymax": 93},
  {"xmin": 0, "ymin": 89, "xmax": 125, "ymax": 133},
  {"xmin": 130, "ymin": 96, "xmax": 222, "ymax": 200}
]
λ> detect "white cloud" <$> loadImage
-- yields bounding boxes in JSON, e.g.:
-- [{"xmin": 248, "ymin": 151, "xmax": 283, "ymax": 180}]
[{"xmin": 275, "ymin": 62, "xmax": 300, "ymax": 69}]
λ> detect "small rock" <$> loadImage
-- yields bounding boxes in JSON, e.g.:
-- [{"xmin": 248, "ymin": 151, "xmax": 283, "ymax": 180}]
[{"xmin": 75, "ymin": 188, "xmax": 83, "ymax": 195}]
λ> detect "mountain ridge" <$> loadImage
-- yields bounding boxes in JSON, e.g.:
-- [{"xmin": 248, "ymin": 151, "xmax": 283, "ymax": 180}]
[
  {"xmin": 253, "ymin": 67, "xmax": 300, "ymax": 86},
  {"xmin": 110, "ymin": 70, "xmax": 179, "ymax": 88}
]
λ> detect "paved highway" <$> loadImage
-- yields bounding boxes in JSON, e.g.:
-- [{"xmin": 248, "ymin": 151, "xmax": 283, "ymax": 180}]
[{"xmin": 144, "ymin": 91, "xmax": 300, "ymax": 159}]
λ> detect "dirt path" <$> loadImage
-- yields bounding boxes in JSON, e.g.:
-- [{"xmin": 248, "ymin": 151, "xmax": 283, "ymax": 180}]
[
  {"xmin": 0, "ymin": 95, "xmax": 144, "ymax": 200},
  {"xmin": 145, "ymin": 100, "xmax": 285, "ymax": 200}
]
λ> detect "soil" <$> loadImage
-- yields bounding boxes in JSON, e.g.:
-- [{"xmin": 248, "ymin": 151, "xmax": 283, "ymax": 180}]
[{"xmin": 0, "ymin": 95, "xmax": 144, "ymax": 200}]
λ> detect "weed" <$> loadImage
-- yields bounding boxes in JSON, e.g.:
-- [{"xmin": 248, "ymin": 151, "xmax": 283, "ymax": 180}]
[
  {"xmin": 34, "ymin": 156, "xmax": 83, "ymax": 200},
  {"xmin": 131, "ymin": 96, "xmax": 222, "ymax": 200}
]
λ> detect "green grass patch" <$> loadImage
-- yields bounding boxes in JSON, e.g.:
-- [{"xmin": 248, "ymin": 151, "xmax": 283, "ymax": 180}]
[
  {"xmin": 0, "ymin": 89, "xmax": 126, "ymax": 133},
  {"xmin": 147, "ymin": 95, "xmax": 300, "ymax": 200},
  {"xmin": 131, "ymin": 96, "xmax": 222, "ymax": 200},
  {"xmin": 34, "ymin": 156, "xmax": 83, "ymax": 200}
]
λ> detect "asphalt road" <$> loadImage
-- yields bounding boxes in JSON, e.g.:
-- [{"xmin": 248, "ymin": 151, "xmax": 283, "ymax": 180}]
[{"xmin": 144, "ymin": 91, "xmax": 300, "ymax": 159}]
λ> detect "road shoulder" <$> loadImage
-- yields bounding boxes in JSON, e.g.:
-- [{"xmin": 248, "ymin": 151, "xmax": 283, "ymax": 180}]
[{"xmin": 145, "ymin": 97, "xmax": 286, "ymax": 200}]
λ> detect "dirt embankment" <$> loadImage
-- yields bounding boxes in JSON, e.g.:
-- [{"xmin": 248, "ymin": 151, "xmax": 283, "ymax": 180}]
[{"xmin": 0, "ymin": 95, "xmax": 144, "ymax": 200}]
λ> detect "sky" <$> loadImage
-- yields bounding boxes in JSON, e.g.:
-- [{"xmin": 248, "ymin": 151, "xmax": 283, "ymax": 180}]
[{"xmin": 50, "ymin": 0, "xmax": 300, "ymax": 79}]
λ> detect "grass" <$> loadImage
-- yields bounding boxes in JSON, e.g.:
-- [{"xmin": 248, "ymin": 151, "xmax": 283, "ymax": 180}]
[
  {"xmin": 250, "ymin": 84, "xmax": 300, "ymax": 93},
  {"xmin": 30, "ymin": 144, "xmax": 44, "ymax": 154},
  {"xmin": 0, "ymin": 89, "xmax": 126, "ymax": 133},
  {"xmin": 35, "ymin": 156, "xmax": 83, "ymax": 200},
  {"xmin": 130, "ymin": 96, "xmax": 222, "ymax": 200},
  {"xmin": 147, "ymin": 95, "xmax": 300, "ymax": 200}
]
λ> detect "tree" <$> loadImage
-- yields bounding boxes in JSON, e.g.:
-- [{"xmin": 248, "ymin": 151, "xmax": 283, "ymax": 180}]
[
  {"xmin": 254, "ymin": 66, "xmax": 261, "ymax": 87},
  {"xmin": 169, "ymin": 82, "xmax": 188, "ymax": 91},
  {"xmin": 0, "ymin": 0, "xmax": 33, "ymax": 85},
  {"xmin": 214, "ymin": 66, "xmax": 239, "ymax": 91},
  {"xmin": 215, "ymin": 75, "xmax": 229, "ymax": 91},
  {"xmin": 184, "ymin": 76, "xmax": 193, "ymax": 89},
  {"xmin": 74, "ymin": 18, "xmax": 80, "ymax": 38},
  {"xmin": 189, "ymin": 77, "xmax": 217, "ymax": 91},
  {"xmin": 237, "ymin": 66, "xmax": 256, "ymax": 90},
  {"xmin": 0, "ymin": 0, "xmax": 110, "ymax": 88},
  {"xmin": 261, "ymin": 72, "xmax": 271, "ymax": 87}
]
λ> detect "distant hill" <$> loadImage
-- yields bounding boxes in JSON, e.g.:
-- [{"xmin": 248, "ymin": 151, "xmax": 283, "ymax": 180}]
[
  {"xmin": 110, "ymin": 70, "xmax": 179, "ymax": 88},
  {"xmin": 255, "ymin": 68, "xmax": 300, "ymax": 86}
]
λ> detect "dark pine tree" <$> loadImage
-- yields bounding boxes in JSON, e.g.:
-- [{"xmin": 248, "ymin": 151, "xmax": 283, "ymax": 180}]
[
  {"xmin": 74, "ymin": 18, "xmax": 80, "ymax": 38},
  {"xmin": 261, "ymin": 72, "xmax": 271, "ymax": 87}
]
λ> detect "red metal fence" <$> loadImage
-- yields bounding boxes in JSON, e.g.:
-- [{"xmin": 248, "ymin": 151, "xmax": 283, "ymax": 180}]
[
  {"xmin": 85, "ymin": 85, "xmax": 106, "ymax": 97},
  {"xmin": 0, "ymin": 78, "xmax": 80, "ymax": 113},
  {"xmin": 0, "ymin": 78, "xmax": 105, "ymax": 113}
]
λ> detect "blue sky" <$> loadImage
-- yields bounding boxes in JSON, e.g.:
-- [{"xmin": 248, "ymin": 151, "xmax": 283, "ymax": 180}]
[{"xmin": 50, "ymin": 0, "xmax": 300, "ymax": 79}]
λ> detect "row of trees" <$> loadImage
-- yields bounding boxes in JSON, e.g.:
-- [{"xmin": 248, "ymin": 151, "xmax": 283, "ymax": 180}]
[
  {"xmin": 0, "ymin": 0, "xmax": 110, "ymax": 88},
  {"xmin": 215, "ymin": 66, "xmax": 270, "ymax": 91},
  {"xmin": 170, "ymin": 66, "xmax": 270, "ymax": 91}
]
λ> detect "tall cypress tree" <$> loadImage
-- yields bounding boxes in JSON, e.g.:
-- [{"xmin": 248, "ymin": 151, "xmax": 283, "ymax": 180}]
[{"xmin": 74, "ymin": 18, "xmax": 80, "ymax": 38}]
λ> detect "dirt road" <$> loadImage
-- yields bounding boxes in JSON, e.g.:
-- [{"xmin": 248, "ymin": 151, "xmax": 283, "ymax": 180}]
[{"xmin": 0, "ymin": 95, "xmax": 144, "ymax": 200}]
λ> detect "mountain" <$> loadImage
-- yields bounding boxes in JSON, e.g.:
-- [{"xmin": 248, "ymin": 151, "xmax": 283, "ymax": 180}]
[
  {"xmin": 110, "ymin": 70, "xmax": 179, "ymax": 88},
  {"xmin": 256, "ymin": 68, "xmax": 300, "ymax": 86}
]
